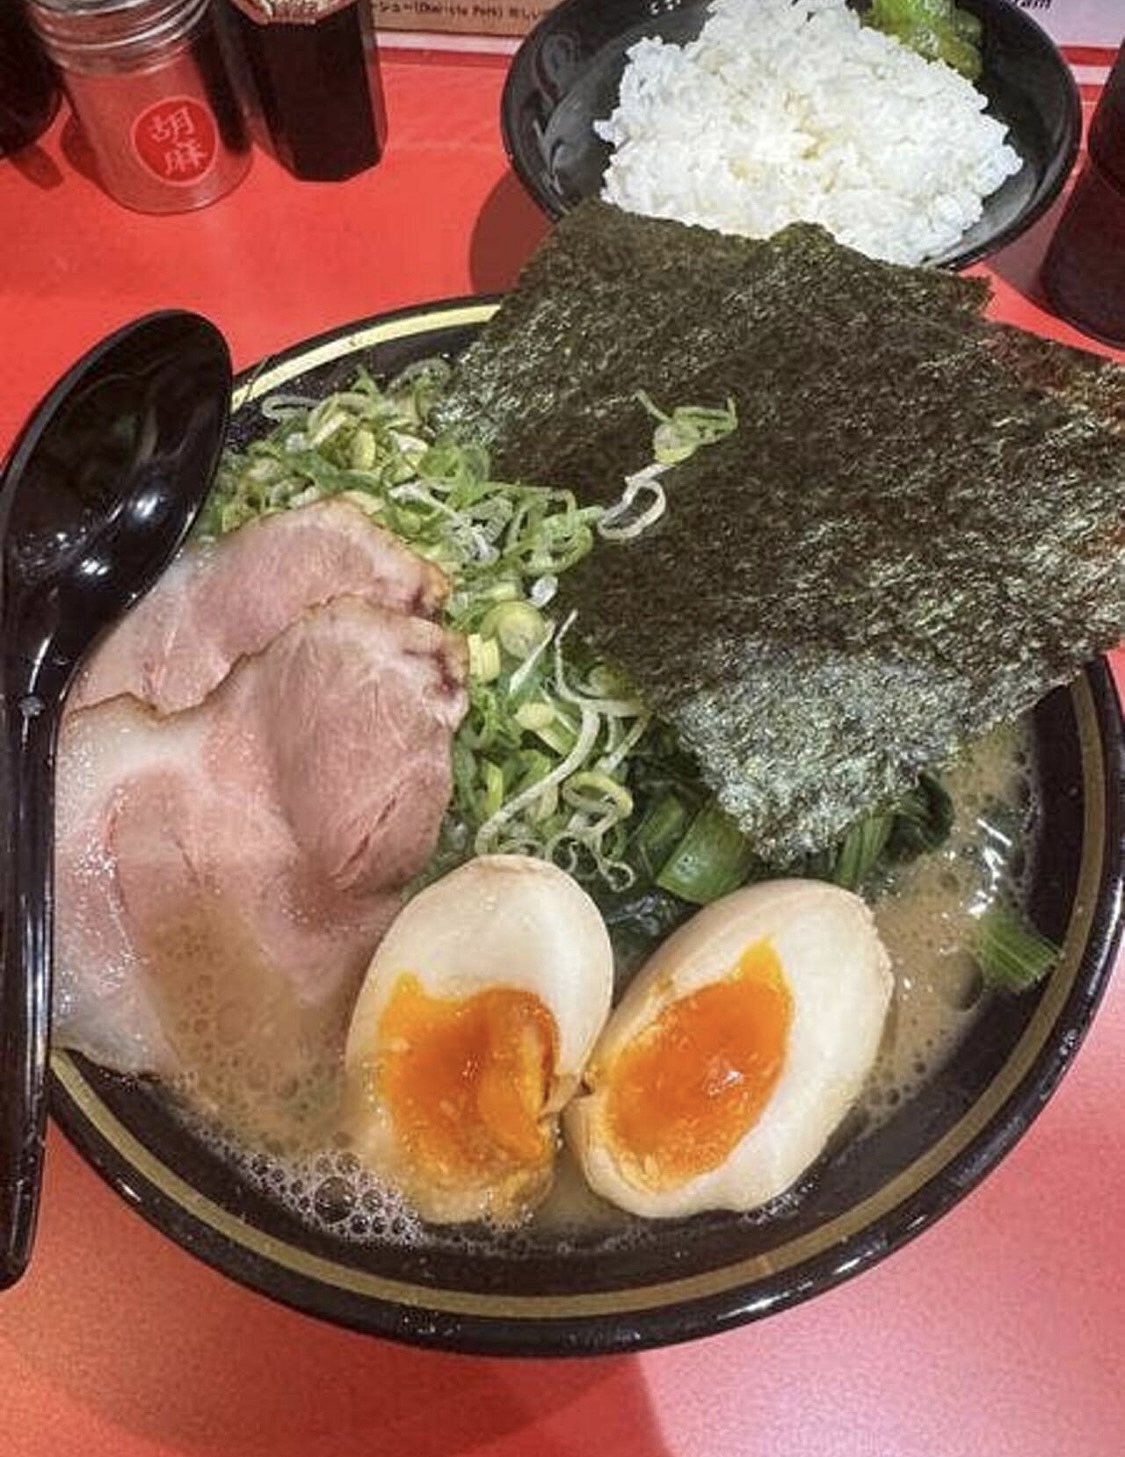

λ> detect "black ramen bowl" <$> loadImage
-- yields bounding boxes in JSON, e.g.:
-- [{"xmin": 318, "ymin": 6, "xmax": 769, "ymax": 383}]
[
  {"xmin": 48, "ymin": 300, "xmax": 1124, "ymax": 1356},
  {"xmin": 501, "ymin": 0, "xmax": 1082, "ymax": 270}
]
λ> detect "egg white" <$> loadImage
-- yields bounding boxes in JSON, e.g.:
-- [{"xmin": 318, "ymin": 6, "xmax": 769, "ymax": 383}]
[
  {"xmin": 564, "ymin": 878, "xmax": 894, "ymax": 1219},
  {"xmin": 343, "ymin": 853, "xmax": 615, "ymax": 1224}
]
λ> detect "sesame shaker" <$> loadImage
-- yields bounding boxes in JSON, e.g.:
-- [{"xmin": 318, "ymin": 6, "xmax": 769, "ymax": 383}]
[{"xmin": 26, "ymin": 0, "xmax": 251, "ymax": 213}]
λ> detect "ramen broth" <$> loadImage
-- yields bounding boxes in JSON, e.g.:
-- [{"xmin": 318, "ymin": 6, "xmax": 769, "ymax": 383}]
[{"xmin": 163, "ymin": 719, "xmax": 1035, "ymax": 1246}]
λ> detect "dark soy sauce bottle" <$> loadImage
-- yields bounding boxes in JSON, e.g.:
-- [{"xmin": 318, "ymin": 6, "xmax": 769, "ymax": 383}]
[
  {"xmin": 1040, "ymin": 42, "xmax": 1125, "ymax": 348},
  {"xmin": 224, "ymin": 0, "xmax": 386, "ymax": 182}
]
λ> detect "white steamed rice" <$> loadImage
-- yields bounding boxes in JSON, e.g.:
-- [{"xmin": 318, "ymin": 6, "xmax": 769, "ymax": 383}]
[{"xmin": 595, "ymin": 0, "xmax": 1023, "ymax": 265}]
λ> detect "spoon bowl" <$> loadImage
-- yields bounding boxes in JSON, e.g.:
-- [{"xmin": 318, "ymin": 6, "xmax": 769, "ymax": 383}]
[{"xmin": 0, "ymin": 310, "xmax": 232, "ymax": 1288}]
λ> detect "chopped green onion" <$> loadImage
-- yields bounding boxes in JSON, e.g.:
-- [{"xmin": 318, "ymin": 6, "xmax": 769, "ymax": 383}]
[
  {"xmin": 561, "ymin": 770, "xmax": 634, "ymax": 820},
  {"xmin": 481, "ymin": 760, "xmax": 506, "ymax": 819},
  {"xmin": 467, "ymin": 634, "xmax": 501, "ymax": 683},
  {"xmin": 635, "ymin": 390, "xmax": 738, "ymax": 464},
  {"xmin": 475, "ymin": 705, "xmax": 601, "ymax": 853},
  {"xmin": 597, "ymin": 467, "xmax": 668, "ymax": 541},
  {"xmin": 515, "ymin": 701, "xmax": 555, "ymax": 733},
  {"xmin": 482, "ymin": 600, "xmax": 549, "ymax": 659}
]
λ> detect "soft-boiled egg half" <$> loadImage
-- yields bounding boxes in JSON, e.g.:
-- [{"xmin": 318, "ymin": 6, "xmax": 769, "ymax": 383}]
[
  {"xmin": 343, "ymin": 854, "xmax": 614, "ymax": 1225},
  {"xmin": 565, "ymin": 879, "xmax": 893, "ymax": 1219}
]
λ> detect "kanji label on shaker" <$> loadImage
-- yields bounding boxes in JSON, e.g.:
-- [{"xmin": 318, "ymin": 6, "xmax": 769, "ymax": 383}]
[{"xmin": 133, "ymin": 98, "xmax": 219, "ymax": 184}]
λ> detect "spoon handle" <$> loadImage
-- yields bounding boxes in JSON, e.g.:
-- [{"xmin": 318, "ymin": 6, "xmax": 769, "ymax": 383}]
[{"xmin": 0, "ymin": 691, "xmax": 59, "ymax": 1289}]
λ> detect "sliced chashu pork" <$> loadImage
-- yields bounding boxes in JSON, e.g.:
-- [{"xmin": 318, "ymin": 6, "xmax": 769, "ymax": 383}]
[
  {"xmin": 69, "ymin": 497, "xmax": 450, "ymax": 715},
  {"xmin": 55, "ymin": 596, "xmax": 468, "ymax": 1085}
]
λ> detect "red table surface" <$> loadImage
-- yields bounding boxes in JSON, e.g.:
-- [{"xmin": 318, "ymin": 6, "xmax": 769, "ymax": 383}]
[{"xmin": 2, "ymin": 49, "xmax": 1124, "ymax": 1457}]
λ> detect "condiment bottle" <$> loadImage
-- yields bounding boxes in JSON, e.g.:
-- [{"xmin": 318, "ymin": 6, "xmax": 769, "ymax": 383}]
[
  {"xmin": 222, "ymin": 0, "xmax": 386, "ymax": 182},
  {"xmin": 0, "ymin": 0, "xmax": 60, "ymax": 155},
  {"xmin": 26, "ymin": 0, "xmax": 251, "ymax": 213},
  {"xmin": 1040, "ymin": 43, "xmax": 1125, "ymax": 348}
]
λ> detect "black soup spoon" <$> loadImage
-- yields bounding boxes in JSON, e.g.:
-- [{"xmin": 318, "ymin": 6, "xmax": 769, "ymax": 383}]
[{"xmin": 0, "ymin": 311, "xmax": 232, "ymax": 1288}]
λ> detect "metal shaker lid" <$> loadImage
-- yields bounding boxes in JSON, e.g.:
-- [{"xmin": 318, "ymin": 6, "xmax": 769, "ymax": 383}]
[{"xmin": 27, "ymin": 0, "xmax": 212, "ymax": 69}]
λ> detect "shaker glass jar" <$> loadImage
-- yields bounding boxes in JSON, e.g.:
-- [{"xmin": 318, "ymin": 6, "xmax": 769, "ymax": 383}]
[{"xmin": 26, "ymin": 0, "xmax": 251, "ymax": 212}]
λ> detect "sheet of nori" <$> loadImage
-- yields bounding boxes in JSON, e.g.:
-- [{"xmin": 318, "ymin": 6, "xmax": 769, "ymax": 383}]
[
  {"xmin": 437, "ymin": 202, "xmax": 1125, "ymax": 861},
  {"xmin": 434, "ymin": 200, "xmax": 991, "ymax": 503},
  {"xmin": 985, "ymin": 324, "xmax": 1125, "ymax": 437}
]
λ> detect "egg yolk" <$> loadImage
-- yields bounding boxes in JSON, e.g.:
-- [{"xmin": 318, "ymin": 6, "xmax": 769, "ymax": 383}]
[
  {"xmin": 603, "ymin": 939, "xmax": 793, "ymax": 1189},
  {"xmin": 376, "ymin": 973, "xmax": 559, "ymax": 1188}
]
